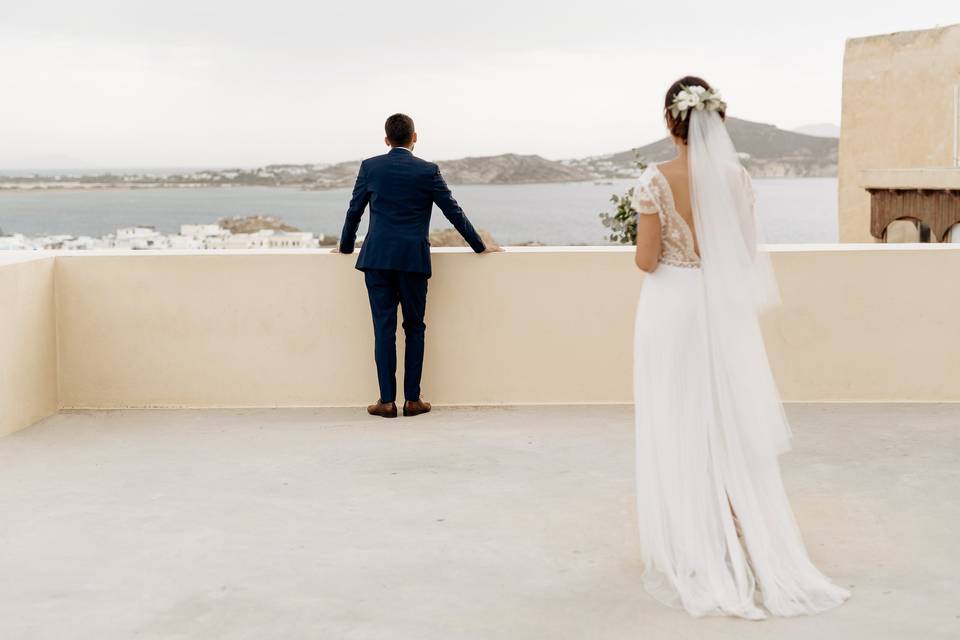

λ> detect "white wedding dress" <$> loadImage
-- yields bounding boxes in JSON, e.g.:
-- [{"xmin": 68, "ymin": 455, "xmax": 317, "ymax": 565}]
[{"xmin": 632, "ymin": 110, "xmax": 850, "ymax": 619}]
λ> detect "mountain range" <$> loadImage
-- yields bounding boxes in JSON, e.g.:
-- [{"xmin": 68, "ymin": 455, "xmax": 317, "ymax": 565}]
[
  {"xmin": 291, "ymin": 117, "xmax": 837, "ymax": 189},
  {"xmin": 564, "ymin": 117, "xmax": 838, "ymax": 180},
  {"xmin": 351, "ymin": 117, "xmax": 836, "ymax": 186},
  {"xmin": 0, "ymin": 118, "xmax": 838, "ymax": 189}
]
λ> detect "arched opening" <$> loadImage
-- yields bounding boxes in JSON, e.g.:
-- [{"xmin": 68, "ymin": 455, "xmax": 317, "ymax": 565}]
[
  {"xmin": 947, "ymin": 222, "xmax": 960, "ymax": 243},
  {"xmin": 882, "ymin": 217, "xmax": 934, "ymax": 243}
]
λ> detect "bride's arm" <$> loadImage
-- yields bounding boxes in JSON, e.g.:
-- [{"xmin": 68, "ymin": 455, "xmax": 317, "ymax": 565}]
[
  {"xmin": 632, "ymin": 183, "xmax": 661, "ymax": 272},
  {"xmin": 635, "ymin": 214, "xmax": 661, "ymax": 272}
]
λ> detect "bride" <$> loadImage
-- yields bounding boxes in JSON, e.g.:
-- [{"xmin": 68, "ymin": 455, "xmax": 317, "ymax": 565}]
[{"xmin": 632, "ymin": 76, "xmax": 851, "ymax": 619}]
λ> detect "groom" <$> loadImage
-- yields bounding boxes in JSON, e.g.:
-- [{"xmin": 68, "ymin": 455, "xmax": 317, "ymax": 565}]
[{"xmin": 337, "ymin": 113, "xmax": 498, "ymax": 418}]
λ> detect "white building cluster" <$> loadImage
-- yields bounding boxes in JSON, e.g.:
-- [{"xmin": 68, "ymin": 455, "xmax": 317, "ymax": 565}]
[{"xmin": 0, "ymin": 225, "xmax": 327, "ymax": 251}]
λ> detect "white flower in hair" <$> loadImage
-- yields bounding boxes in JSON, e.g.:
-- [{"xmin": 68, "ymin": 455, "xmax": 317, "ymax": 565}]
[{"xmin": 668, "ymin": 85, "xmax": 727, "ymax": 121}]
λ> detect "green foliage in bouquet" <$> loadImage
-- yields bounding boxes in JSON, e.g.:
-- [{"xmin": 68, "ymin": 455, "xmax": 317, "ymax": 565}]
[{"xmin": 598, "ymin": 153, "xmax": 647, "ymax": 245}]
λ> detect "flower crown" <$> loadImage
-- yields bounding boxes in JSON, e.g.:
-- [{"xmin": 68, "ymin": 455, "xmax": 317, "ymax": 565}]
[{"xmin": 668, "ymin": 85, "xmax": 727, "ymax": 121}]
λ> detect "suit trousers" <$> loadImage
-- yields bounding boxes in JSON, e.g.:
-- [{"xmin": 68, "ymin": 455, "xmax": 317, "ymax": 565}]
[{"xmin": 363, "ymin": 269, "xmax": 428, "ymax": 403}]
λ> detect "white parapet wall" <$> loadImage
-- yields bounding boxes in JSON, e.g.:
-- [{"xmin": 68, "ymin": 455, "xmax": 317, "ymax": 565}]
[
  {"xmin": 53, "ymin": 248, "xmax": 640, "ymax": 408},
  {"xmin": 2, "ymin": 246, "xmax": 960, "ymax": 433},
  {"xmin": 763, "ymin": 244, "xmax": 960, "ymax": 401},
  {"xmin": 0, "ymin": 255, "xmax": 58, "ymax": 436}
]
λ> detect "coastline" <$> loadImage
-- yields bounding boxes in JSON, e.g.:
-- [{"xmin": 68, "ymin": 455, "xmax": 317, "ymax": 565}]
[
  {"xmin": 0, "ymin": 178, "xmax": 839, "ymax": 246},
  {"xmin": 0, "ymin": 184, "xmax": 245, "ymax": 194},
  {"xmin": 0, "ymin": 180, "xmax": 608, "ymax": 194},
  {"xmin": 0, "ymin": 174, "xmax": 834, "ymax": 195}
]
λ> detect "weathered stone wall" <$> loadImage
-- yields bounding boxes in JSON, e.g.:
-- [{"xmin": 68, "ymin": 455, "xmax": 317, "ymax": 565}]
[{"xmin": 839, "ymin": 24, "xmax": 960, "ymax": 242}]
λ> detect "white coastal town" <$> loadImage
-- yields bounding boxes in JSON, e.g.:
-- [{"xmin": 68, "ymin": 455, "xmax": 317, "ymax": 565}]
[{"xmin": 0, "ymin": 223, "xmax": 336, "ymax": 251}]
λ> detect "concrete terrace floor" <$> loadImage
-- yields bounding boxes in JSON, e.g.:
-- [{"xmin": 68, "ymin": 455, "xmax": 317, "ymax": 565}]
[{"xmin": 0, "ymin": 404, "xmax": 957, "ymax": 640}]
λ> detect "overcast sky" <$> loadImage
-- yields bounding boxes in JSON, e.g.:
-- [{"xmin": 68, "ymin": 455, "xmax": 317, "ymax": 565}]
[{"xmin": 1, "ymin": 1, "xmax": 956, "ymax": 169}]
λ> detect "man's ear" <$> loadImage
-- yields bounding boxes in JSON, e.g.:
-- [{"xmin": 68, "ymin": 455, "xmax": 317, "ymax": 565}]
[
  {"xmin": 384, "ymin": 136, "xmax": 391, "ymax": 147},
  {"xmin": 411, "ymin": 132, "xmax": 418, "ymax": 145}
]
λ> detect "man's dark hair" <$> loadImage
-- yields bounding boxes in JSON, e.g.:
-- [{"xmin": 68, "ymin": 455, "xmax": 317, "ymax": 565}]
[{"xmin": 385, "ymin": 113, "xmax": 415, "ymax": 147}]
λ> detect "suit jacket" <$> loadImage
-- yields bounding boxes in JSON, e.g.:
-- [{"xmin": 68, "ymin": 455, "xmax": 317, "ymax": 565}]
[{"xmin": 338, "ymin": 147, "xmax": 486, "ymax": 278}]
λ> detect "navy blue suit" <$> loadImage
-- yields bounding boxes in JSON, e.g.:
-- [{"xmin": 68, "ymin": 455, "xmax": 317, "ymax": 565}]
[{"xmin": 339, "ymin": 147, "xmax": 486, "ymax": 403}]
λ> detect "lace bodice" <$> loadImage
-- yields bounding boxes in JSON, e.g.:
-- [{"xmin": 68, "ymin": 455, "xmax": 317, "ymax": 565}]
[{"xmin": 631, "ymin": 165, "xmax": 701, "ymax": 268}]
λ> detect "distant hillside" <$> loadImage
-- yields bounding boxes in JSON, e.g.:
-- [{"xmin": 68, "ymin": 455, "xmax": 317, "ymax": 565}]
[
  {"xmin": 568, "ymin": 117, "xmax": 838, "ymax": 178},
  {"xmin": 792, "ymin": 123, "xmax": 841, "ymax": 138},
  {"xmin": 218, "ymin": 215, "xmax": 299, "ymax": 234},
  {"xmin": 298, "ymin": 153, "xmax": 590, "ymax": 189},
  {"xmin": 436, "ymin": 153, "xmax": 589, "ymax": 185}
]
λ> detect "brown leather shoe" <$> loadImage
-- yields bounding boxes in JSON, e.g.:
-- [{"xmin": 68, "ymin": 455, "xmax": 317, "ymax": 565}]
[
  {"xmin": 403, "ymin": 399, "xmax": 432, "ymax": 417},
  {"xmin": 367, "ymin": 401, "xmax": 397, "ymax": 418}
]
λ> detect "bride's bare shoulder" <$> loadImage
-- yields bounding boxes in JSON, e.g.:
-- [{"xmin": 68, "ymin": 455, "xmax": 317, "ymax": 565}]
[
  {"xmin": 654, "ymin": 160, "xmax": 690, "ymax": 197},
  {"xmin": 655, "ymin": 158, "xmax": 686, "ymax": 178}
]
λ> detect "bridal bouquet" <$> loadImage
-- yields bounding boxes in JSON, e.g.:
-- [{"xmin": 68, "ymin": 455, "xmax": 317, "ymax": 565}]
[{"xmin": 599, "ymin": 155, "xmax": 647, "ymax": 244}]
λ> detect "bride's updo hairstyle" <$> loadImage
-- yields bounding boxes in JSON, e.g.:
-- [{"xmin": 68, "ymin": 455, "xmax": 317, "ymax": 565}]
[{"xmin": 664, "ymin": 76, "xmax": 726, "ymax": 144}]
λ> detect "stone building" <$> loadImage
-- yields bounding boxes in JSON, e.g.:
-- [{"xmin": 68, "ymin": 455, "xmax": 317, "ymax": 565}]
[{"xmin": 838, "ymin": 23, "xmax": 960, "ymax": 242}]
